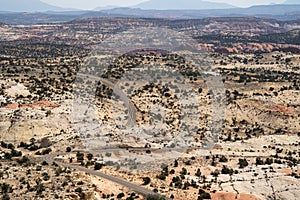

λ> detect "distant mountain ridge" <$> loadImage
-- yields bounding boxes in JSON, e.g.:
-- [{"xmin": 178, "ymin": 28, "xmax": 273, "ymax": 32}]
[
  {"xmin": 90, "ymin": 4, "xmax": 300, "ymax": 19},
  {"xmin": 94, "ymin": 5, "xmax": 119, "ymax": 11},
  {"xmin": 0, "ymin": 3, "xmax": 300, "ymax": 24},
  {"xmin": 133, "ymin": 0, "xmax": 235, "ymax": 10},
  {"xmin": 0, "ymin": 0, "xmax": 65, "ymax": 12}
]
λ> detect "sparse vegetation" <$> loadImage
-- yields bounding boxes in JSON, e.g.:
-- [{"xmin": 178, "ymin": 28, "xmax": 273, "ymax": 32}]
[{"xmin": 0, "ymin": 16, "xmax": 299, "ymax": 200}]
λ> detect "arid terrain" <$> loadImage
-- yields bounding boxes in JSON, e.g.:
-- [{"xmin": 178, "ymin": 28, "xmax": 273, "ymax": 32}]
[{"xmin": 0, "ymin": 17, "xmax": 299, "ymax": 200}]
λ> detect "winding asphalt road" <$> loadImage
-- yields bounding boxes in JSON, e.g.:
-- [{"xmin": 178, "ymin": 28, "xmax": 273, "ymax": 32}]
[
  {"xmin": 24, "ymin": 67, "xmax": 166, "ymax": 198},
  {"xmin": 41, "ymin": 154, "xmax": 164, "ymax": 199},
  {"xmin": 22, "ymin": 67, "xmax": 137, "ymax": 126},
  {"xmin": 76, "ymin": 72, "xmax": 137, "ymax": 127}
]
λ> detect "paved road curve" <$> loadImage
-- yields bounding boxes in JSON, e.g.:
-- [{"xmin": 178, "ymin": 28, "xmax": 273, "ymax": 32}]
[
  {"xmin": 41, "ymin": 155, "xmax": 166, "ymax": 199},
  {"xmin": 76, "ymin": 73, "xmax": 137, "ymax": 127}
]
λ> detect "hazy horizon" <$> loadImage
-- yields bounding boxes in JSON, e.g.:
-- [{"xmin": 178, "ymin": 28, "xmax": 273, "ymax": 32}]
[{"xmin": 41, "ymin": 0, "xmax": 287, "ymax": 10}]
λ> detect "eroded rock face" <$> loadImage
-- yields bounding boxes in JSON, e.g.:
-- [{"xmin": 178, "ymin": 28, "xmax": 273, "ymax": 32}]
[
  {"xmin": 3, "ymin": 102, "xmax": 19, "ymax": 109},
  {"xmin": 3, "ymin": 101, "xmax": 60, "ymax": 109},
  {"xmin": 4, "ymin": 83, "xmax": 30, "ymax": 98},
  {"xmin": 211, "ymin": 192, "xmax": 261, "ymax": 200},
  {"xmin": 21, "ymin": 100, "xmax": 60, "ymax": 109},
  {"xmin": 0, "ymin": 100, "xmax": 70, "ymax": 143}
]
